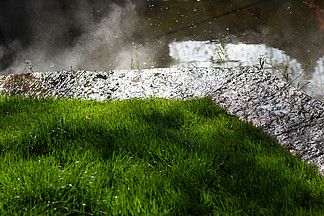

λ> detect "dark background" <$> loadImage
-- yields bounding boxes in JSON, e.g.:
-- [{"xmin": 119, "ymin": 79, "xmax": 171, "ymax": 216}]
[{"xmin": 0, "ymin": 0, "xmax": 323, "ymax": 76}]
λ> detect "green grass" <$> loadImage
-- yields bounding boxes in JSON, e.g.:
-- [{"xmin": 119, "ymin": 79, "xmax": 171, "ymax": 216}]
[{"xmin": 0, "ymin": 94, "xmax": 324, "ymax": 215}]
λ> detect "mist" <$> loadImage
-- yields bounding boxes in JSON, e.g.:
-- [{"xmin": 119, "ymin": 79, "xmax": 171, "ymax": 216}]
[{"xmin": 0, "ymin": 0, "xmax": 154, "ymax": 75}]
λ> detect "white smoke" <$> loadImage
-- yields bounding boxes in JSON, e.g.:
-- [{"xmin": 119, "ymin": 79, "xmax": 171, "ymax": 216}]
[{"xmin": 0, "ymin": 0, "xmax": 154, "ymax": 75}]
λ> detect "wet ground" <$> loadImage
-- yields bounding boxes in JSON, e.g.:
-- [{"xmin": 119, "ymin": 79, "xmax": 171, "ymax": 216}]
[{"xmin": 1, "ymin": 0, "xmax": 324, "ymax": 101}]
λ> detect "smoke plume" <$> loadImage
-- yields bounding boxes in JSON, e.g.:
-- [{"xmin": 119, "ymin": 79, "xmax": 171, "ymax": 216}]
[{"xmin": 0, "ymin": 0, "xmax": 152, "ymax": 75}]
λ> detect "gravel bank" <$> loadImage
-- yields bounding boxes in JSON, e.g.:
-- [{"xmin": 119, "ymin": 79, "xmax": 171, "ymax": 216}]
[{"xmin": 1, "ymin": 66, "xmax": 324, "ymax": 175}]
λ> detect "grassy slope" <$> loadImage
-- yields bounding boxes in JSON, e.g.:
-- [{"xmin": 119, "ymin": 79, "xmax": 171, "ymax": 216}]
[{"xmin": 0, "ymin": 94, "xmax": 324, "ymax": 215}]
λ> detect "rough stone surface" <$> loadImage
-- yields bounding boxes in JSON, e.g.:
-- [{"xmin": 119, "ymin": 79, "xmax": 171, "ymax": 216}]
[{"xmin": 1, "ymin": 66, "xmax": 324, "ymax": 175}]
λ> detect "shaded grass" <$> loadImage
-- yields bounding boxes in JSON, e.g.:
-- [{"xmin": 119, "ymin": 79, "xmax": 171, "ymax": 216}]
[{"xmin": 0, "ymin": 94, "xmax": 324, "ymax": 215}]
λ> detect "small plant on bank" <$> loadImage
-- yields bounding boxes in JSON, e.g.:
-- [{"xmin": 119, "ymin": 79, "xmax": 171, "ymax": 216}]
[
  {"xmin": 296, "ymin": 81, "xmax": 311, "ymax": 91},
  {"xmin": 143, "ymin": 58, "xmax": 156, "ymax": 69},
  {"xmin": 24, "ymin": 60, "xmax": 34, "ymax": 73},
  {"xmin": 258, "ymin": 55, "xmax": 267, "ymax": 70},
  {"xmin": 282, "ymin": 64, "xmax": 290, "ymax": 81},
  {"xmin": 130, "ymin": 44, "xmax": 156, "ymax": 70},
  {"xmin": 217, "ymin": 37, "xmax": 229, "ymax": 68},
  {"xmin": 148, "ymin": 58, "xmax": 156, "ymax": 68},
  {"xmin": 131, "ymin": 44, "xmax": 142, "ymax": 70},
  {"xmin": 291, "ymin": 59, "xmax": 312, "ymax": 91},
  {"xmin": 190, "ymin": 63, "xmax": 197, "ymax": 68},
  {"xmin": 258, "ymin": 55, "xmax": 312, "ymax": 91}
]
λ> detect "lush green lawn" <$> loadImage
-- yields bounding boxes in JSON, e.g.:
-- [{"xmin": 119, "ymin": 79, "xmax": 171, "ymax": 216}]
[{"xmin": 0, "ymin": 94, "xmax": 324, "ymax": 215}]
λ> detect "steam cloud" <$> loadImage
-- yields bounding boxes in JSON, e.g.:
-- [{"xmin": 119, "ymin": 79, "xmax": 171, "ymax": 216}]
[{"xmin": 0, "ymin": 0, "xmax": 152, "ymax": 75}]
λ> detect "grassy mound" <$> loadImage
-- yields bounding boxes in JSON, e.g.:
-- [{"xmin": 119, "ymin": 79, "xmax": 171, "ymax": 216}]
[{"xmin": 0, "ymin": 95, "xmax": 324, "ymax": 215}]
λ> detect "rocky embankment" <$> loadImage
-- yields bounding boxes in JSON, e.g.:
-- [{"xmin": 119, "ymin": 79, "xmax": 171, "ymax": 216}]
[{"xmin": 1, "ymin": 66, "xmax": 324, "ymax": 175}]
